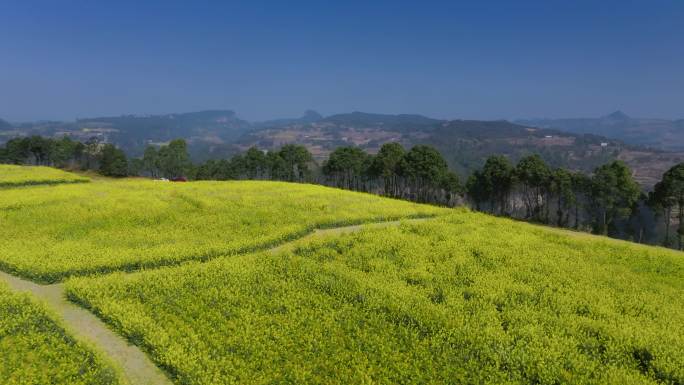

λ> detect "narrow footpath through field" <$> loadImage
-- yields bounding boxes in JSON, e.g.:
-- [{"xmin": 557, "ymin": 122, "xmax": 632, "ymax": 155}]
[
  {"xmin": 0, "ymin": 217, "xmax": 431, "ymax": 385},
  {"xmin": 0, "ymin": 270, "xmax": 172, "ymax": 385}
]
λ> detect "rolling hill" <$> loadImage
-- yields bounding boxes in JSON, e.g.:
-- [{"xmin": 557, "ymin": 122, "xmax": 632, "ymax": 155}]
[
  {"xmin": 0, "ymin": 165, "xmax": 89, "ymax": 187},
  {"xmin": 236, "ymin": 112, "xmax": 683, "ymax": 187},
  {"xmin": 1, "ymin": 110, "xmax": 251, "ymax": 158},
  {"xmin": 518, "ymin": 111, "xmax": 684, "ymax": 152},
  {"xmin": 0, "ymin": 118, "xmax": 12, "ymax": 131},
  {"xmin": 0, "ymin": 168, "xmax": 681, "ymax": 384},
  {"xmin": 3, "ymin": 110, "xmax": 683, "ymax": 187},
  {"xmin": 76, "ymin": 110, "xmax": 250, "ymax": 147}
]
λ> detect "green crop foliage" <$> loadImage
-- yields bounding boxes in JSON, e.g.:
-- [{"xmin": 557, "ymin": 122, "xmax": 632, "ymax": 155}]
[
  {"xmin": 0, "ymin": 282, "xmax": 119, "ymax": 385},
  {"xmin": 0, "ymin": 178, "xmax": 444, "ymax": 282},
  {"xmin": 66, "ymin": 210, "xmax": 684, "ymax": 385},
  {"xmin": 0, "ymin": 165, "xmax": 89, "ymax": 187}
]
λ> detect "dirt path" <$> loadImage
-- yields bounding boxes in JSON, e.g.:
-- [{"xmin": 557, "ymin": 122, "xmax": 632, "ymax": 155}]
[
  {"xmin": 270, "ymin": 217, "xmax": 432, "ymax": 254},
  {"xmin": 0, "ymin": 270, "xmax": 173, "ymax": 385},
  {"xmin": 0, "ymin": 216, "xmax": 433, "ymax": 385}
]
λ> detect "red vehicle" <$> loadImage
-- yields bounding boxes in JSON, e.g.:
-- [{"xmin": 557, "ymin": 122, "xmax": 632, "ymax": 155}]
[{"xmin": 170, "ymin": 176, "xmax": 188, "ymax": 182}]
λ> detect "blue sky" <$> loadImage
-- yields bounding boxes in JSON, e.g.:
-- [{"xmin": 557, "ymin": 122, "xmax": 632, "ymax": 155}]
[{"xmin": 1, "ymin": 0, "xmax": 682, "ymax": 122}]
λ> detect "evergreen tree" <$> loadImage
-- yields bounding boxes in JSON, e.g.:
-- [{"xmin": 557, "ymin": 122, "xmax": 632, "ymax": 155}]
[
  {"xmin": 142, "ymin": 146, "xmax": 160, "ymax": 178},
  {"xmin": 480, "ymin": 155, "xmax": 514, "ymax": 215},
  {"xmin": 323, "ymin": 147, "xmax": 371, "ymax": 189},
  {"xmin": 158, "ymin": 139, "xmax": 192, "ymax": 178},
  {"xmin": 266, "ymin": 151, "xmax": 288, "ymax": 180},
  {"xmin": 550, "ymin": 168, "xmax": 574, "ymax": 227},
  {"xmin": 99, "ymin": 144, "xmax": 129, "ymax": 177},
  {"xmin": 398, "ymin": 145, "xmax": 451, "ymax": 202},
  {"xmin": 369, "ymin": 142, "xmax": 405, "ymax": 197},
  {"xmin": 242, "ymin": 147, "xmax": 269, "ymax": 179},
  {"xmin": 571, "ymin": 172, "xmax": 592, "ymax": 230},
  {"xmin": 515, "ymin": 154, "xmax": 551, "ymax": 221},
  {"xmin": 277, "ymin": 144, "xmax": 313, "ymax": 182},
  {"xmin": 654, "ymin": 163, "xmax": 684, "ymax": 249},
  {"xmin": 590, "ymin": 161, "xmax": 640, "ymax": 235}
]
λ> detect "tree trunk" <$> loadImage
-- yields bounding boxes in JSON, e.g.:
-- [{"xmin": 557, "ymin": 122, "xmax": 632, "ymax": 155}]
[
  {"xmin": 544, "ymin": 191, "xmax": 550, "ymax": 224},
  {"xmin": 602, "ymin": 211, "xmax": 608, "ymax": 235},
  {"xmin": 665, "ymin": 206, "xmax": 672, "ymax": 247},
  {"xmin": 678, "ymin": 201, "xmax": 683, "ymax": 251}
]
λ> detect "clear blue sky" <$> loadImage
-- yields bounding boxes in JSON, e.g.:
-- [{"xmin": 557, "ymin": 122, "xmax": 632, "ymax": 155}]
[{"xmin": 1, "ymin": 0, "xmax": 682, "ymax": 122}]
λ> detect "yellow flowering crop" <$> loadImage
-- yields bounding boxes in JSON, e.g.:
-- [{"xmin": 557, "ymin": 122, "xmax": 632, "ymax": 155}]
[
  {"xmin": 0, "ymin": 165, "xmax": 89, "ymax": 187},
  {"xmin": 0, "ymin": 282, "xmax": 119, "ymax": 385},
  {"xmin": 67, "ymin": 211, "xmax": 684, "ymax": 384},
  {"xmin": 0, "ymin": 178, "xmax": 444, "ymax": 282}
]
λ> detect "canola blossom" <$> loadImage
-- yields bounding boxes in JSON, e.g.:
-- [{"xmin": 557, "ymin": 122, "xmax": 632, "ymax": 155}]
[
  {"xmin": 0, "ymin": 164, "xmax": 89, "ymax": 187},
  {"xmin": 0, "ymin": 282, "xmax": 119, "ymax": 385},
  {"xmin": 0, "ymin": 178, "xmax": 444, "ymax": 282},
  {"xmin": 66, "ymin": 211, "xmax": 684, "ymax": 385}
]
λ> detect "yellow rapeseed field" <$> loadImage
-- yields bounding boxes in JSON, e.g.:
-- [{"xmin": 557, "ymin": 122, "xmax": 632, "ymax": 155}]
[
  {"xmin": 0, "ymin": 282, "xmax": 119, "ymax": 385},
  {"xmin": 66, "ymin": 210, "xmax": 684, "ymax": 385},
  {"xmin": 0, "ymin": 164, "xmax": 89, "ymax": 187},
  {"xmin": 0, "ymin": 178, "xmax": 444, "ymax": 282},
  {"xmin": 3, "ymin": 166, "xmax": 683, "ymax": 384}
]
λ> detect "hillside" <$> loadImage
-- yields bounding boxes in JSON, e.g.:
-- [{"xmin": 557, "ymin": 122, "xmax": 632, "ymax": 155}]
[
  {"xmin": 239, "ymin": 112, "xmax": 605, "ymax": 160},
  {"xmin": 76, "ymin": 110, "xmax": 250, "ymax": 150},
  {"xmin": 0, "ymin": 118, "xmax": 12, "ymax": 131},
  {"xmin": 2, "ymin": 110, "xmax": 251, "ymax": 158},
  {"xmin": 252, "ymin": 109, "xmax": 323, "ymax": 128},
  {"xmin": 0, "ymin": 171, "xmax": 682, "ymax": 384},
  {"xmin": 0, "ymin": 165, "xmax": 89, "ymax": 187},
  {"xmin": 237, "ymin": 112, "xmax": 683, "ymax": 186},
  {"xmin": 0, "ymin": 281, "xmax": 120, "ymax": 384},
  {"xmin": 3, "ymin": 110, "xmax": 683, "ymax": 187},
  {"xmin": 518, "ymin": 111, "xmax": 684, "ymax": 152},
  {"xmin": 0, "ymin": 177, "xmax": 442, "ymax": 282},
  {"xmin": 67, "ymin": 211, "xmax": 684, "ymax": 384}
]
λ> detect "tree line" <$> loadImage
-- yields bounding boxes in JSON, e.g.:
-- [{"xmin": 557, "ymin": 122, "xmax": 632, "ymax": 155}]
[
  {"xmin": 465, "ymin": 153, "xmax": 684, "ymax": 250},
  {"xmin": 0, "ymin": 136, "xmax": 128, "ymax": 177},
  {"xmin": 2, "ymin": 135, "xmax": 683, "ymax": 250},
  {"xmin": 0, "ymin": 136, "xmax": 193, "ymax": 179}
]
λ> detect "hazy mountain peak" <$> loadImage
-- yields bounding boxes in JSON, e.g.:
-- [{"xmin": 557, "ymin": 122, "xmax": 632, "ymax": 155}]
[
  {"xmin": 301, "ymin": 110, "xmax": 322, "ymax": 122},
  {"xmin": 323, "ymin": 111, "xmax": 439, "ymax": 126},
  {"xmin": 0, "ymin": 118, "xmax": 12, "ymax": 131},
  {"xmin": 604, "ymin": 110, "xmax": 630, "ymax": 120}
]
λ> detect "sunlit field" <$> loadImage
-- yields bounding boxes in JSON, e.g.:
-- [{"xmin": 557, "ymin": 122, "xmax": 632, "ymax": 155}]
[
  {"xmin": 0, "ymin": 282, "xmax": 119, "ymax": 385},
  {"xmin": 66, "ymin": 211, "xmax": 684, "ymax": 385},
  {"xmin": 0, "ymin": 178, "xmax": 444, "ymax": 282},
  {"xmin": 0, "ymin": 164, "xmax": 89, "ymax": 187}
]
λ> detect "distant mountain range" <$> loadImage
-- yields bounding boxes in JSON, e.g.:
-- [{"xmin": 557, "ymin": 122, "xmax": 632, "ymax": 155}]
[
  {"xmin": 237, "ymin": 111, "xmax": 683, "ymax": 186},
  {"xmin": 517, "ymin": 111, "xmax": 684, "ymax": 152},
  {"xmin": 1, "ymin": 109, "xmax": 682, "ymax": 187},
  {"xmin": 253, "ymin": 110, "xmax": 323, "ymax": 128},
  {"xmin": 0, "ymin": 110, "xmax": 251, "ymax": 158}
]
